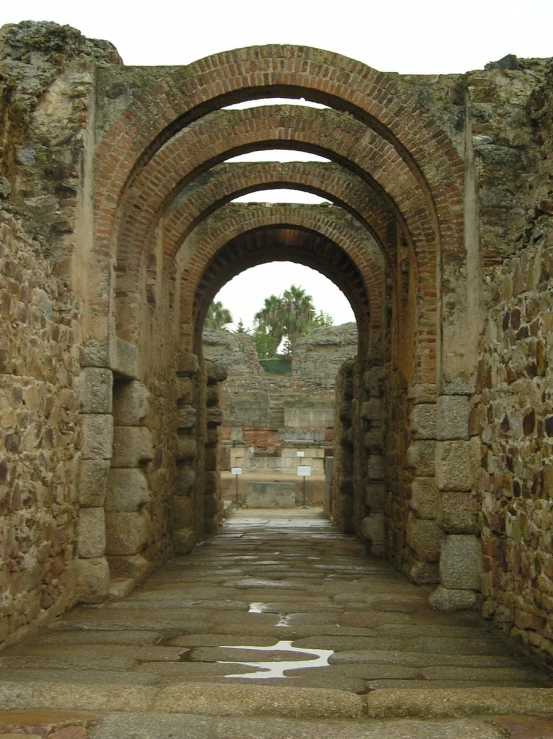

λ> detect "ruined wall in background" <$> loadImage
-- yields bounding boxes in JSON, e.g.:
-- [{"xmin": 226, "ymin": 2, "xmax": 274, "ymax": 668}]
[{"xmin": 470, "ymin": 58, "xmax": 553, "ymax": 665}]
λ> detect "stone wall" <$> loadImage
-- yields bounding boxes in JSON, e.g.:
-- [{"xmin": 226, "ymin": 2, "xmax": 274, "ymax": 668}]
[
  {"xmin": 0, "ymin": 209, "xmax": 81, "ymax": 645},
  {"xmin": 468, "ymin": 58, "xmax": 553, "ymax": 664}
]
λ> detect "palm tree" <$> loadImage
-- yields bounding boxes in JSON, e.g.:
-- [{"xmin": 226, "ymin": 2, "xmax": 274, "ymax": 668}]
[
  {"xmin": 205, "ymin": 300, "xmax": 233, "ymax": 330},
  {"xmin": 253, "ymin": 294, "xmax": 284, "ymax": 355},
  {"xmin": 281, "ymin": 285, "xmax": 316, "ymax": 354}
]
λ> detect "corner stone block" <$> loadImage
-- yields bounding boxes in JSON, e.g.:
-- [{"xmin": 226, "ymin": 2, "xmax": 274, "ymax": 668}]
[
  {"xmin": 174, "ymin": 527, "xmax": 196, "ymax": 554},
  {"xmin": 76, "ymin": 556, "xmax": 110, "ymax": 604},
  {"xmin": 363, "ymin": 427, "xmax": 384, "ymax": 451},
  {"xmin": 406, "ymin": 513, "xmax": 443, "ymax": 562},
  {"xmin": 176, "ymin": 437, "xmax": 197, "ymax": 461},
  {"xmin": 365, "ymin": 483, "xmax": 386, "ymax": 512},
  {"xmin": 429, "ymin": 584, "xmax": 477, "ymax": 612},
  {"xmin": 440, "ymin": 534, "xmax": 483, "ymax": 590},
  {"xmin": 363, "ymin": 366, "xmax": 384, "ymax": 396},
  {"xmin": 173, "ymin": 495, "xmax": 194, "ymax": 528},
  {"xmin": 106, "ymin": 468, "xmax": 150, "ymax": 512},
  {"xmin": 176, "ymin": 353, "xmax": 200, "ymax": 377},
  {"xmin": 437, "ymin": 395, "xmax": 469, "ymax": 440},
  {"xmin": 177, "ymin": 405, "xmax": 197, "ymax": 431},
  {"xmin": 176, "ymin": 377, "xmax": 193, "ymax": 404},
  {"xmin": 79, "ymin": 459, "xmax": 110, "ymax": 506},
  {"xmin": 113, "ymin": 381, "xmax": 150, "ymax": 425},
  {"xmin": 436, "ymin": 441, "xmax": 472, "ymax": 491},
  {"xmin": 367, "ymin": 454, "xmax": 384, "ymax": 481},
  {"xmin": 410, "ymin": 560, "xmax": 440, "ymax": 585},
  {"xmin": 105, "ymin": 509, "xmax": 151, "ymax": 555},
  {"xmin": 205, "ymin": 359, "xmax": 228, "ymax": 383},
  {"xmin": 361, "ymin": 399, "xmax": 384, "ymax": 422},
  {"xmin": 78, "ymin": 507, "xmax": 106, "ymax": 558},
  {"xmin": 113, "ymin": 338, "xmax": 139, "ymax": 380},
  {"xmin": 108, "ymin": 554, "xmax": 149, "ymax": 579},
  {"xmin": 81, "ymin": 338, "xmax": 109, "ymax": 368},
  {"xmin": 175, "ymin": 465, "xmax": 196, "ymax": 496},
  {"xmin": 207, "ymin": 408, "xmax": 224, "ymax": 427},
  {"xmin": 111, "ymin": 427, "xmax": 154, "ymax": 467},
  {"xmin": 361, "ymin": 514, "xmax": 386, "ymax": 556},
  {"xmin": 77, "ymin": 368, "xmax": 112, "ymax": 414},
  {"xmin": 408, "ymin": 383, "xmax": 437, "ymax": 404},
  {"xmin": 439, "ymin": 492, "xmax": 476, "ymax": 533},
  {"xmin": 409, "ymin": 404, "xmax": 437, "ymax": 440},
  {"xmin": 81, "ymin": 414, "xmax": 113, "ymax": 460},
  {"xmin": 410, "ymin": 477, "xmax": 439, "ymax": 520},
  {"xmin": 407, "ymin": 440, "xmax": 436, "ymax": 476}
]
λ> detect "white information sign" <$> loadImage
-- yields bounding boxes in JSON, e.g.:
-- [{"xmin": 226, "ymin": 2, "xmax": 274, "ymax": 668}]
[
  {"xmin": 231, "ymin": 467, "xmax": 242, "ymax": 475},
  {"xmin": 296, "ymin": 451, "xmax": 305, "ymax": 458},
  {"xmin": 297, "ymin": 465, "xmax": 312, "ymax": 477}
]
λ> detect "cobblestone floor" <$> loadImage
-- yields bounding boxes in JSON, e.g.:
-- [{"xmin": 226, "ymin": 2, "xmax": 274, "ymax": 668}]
[{"xmin": 1, "ymin": 509, "xmax": 553, "ymax": 737}]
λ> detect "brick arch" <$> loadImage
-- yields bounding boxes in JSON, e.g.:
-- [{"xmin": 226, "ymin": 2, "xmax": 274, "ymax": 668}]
[
  {"xmin": 177, "ymin": 204, "xmax": 385, "ymax": 357},
  {"xmin": 94, "ymin": 44, "xmax": 464, "ymax": 267},
  {"xmin": 191, "ymin": 229, "xmax": 370, "ymax": 358},
  {"xmin": 117, "ymin": 106, "xmax": 430, "ymax": 284},
  {"xmin": 163, "ymin": 160, "xmax": 399, "ymax": 271}
]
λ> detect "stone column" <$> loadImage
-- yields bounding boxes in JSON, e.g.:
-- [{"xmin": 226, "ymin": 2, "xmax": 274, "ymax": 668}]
[
  {"xmin": 406, "ymin": 384, "xmax": 442, "ymax": 584},
  {"xmin": 173, "ymin": 353, "xmax": 200, "ymax": 554},
  {"xmin": 203, "ymin": 360, "xmax": 227, "ymax": 534},
  {"xmin": 75, "ymin": 364, "xmax": 112, "ymax": 604},
  {"xmin": 332, "ymin": 360, "xmax": 355, "ymax": 534},
  {"xmin": 105, "ymin": 380, "xmax": 152, "ymax": 583},
  {"xmin": 430, "ymin": 393, "xmax": 483, "ymax": 611},
  {"xmin": 361, "ymin": 365, "xmax": 386, "ymax": 555}
]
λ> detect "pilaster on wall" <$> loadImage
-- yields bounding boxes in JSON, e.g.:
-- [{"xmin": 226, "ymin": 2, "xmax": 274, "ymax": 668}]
[
  {"xmin": 76, "ymin": 337, "xmax": 143, "ymax": 604},
  {"xmin": 75, "ymin": 360, "xmax": 112, "ymax": 604},
  {"xmin": 430, "ymin": 390, "xmax": 483, "ymax": 611},
  {"xmin": 203, "ymin": 360, "xmax": 228, "ymax": 534},
  {"xmin": 360, "ymin": 364, "xmax": 386, "ymax": 556},
  {"xmin": 105, "ymin": 379, "xmax": 153, "ymax": 591},
  {"xmin": 174, "ymin": 353, "xmax": 201, "ymax": 555},
  {"xmin": 333, "ymin": 359, "xmax": 355, "ymax": 534},
  {"xmin": 406, "ymin": 383, "xmax": 441, "ymax": 584}
]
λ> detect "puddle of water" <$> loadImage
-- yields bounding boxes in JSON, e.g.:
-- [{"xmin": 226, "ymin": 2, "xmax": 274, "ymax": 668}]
[
  {"xmin": 219, "ymin": 639, "xmax": 334, "ymax": 679},
  {"xmin": 248, "ymin": 603, "xmax": 269, "ymax": 614}
]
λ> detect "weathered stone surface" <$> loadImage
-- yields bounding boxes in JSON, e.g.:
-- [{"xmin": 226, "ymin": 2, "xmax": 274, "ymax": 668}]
[
  {"xmin": 437, "ymin": 395, "xmax": 469, "ymax": 440},
  {"xmin": 247, "ymin": 483, "xmax": 295, "ymax": 508},
  {"xmin": 177, "ymin": 353, "xmax": 200, "ymax": 376},
  {"xmin": 361, "ymin": 514, "xmax": 386, "ymax": 556},
  {"xmin": 174, "ymin": 527, "xmax": 196, "ymax": 554},
  {"xmin": 76, "ymin": 557, "xmax": 110, "ymax": 603},
  {"xmin": 175, "ymin": 465, "xmax": 196, "ymax": 495},
  {"xmin": 113, "ymin": 381, "xmax": 150, "ymax": 425},
  {"xmin": 81, "ymin": 415, "xmax": 113, "ymax": 460},
  {"xmin": 407, "ymin": 441, "xmax": 436, "ymax": 476},
  {"xmin": 410, "ymin": 477, "xmax": 439, "ymax": 519},
  {"xmin": 77, "ymin": 368, "xmax": 112, "ymax": 414},
  {"xmin": 176, "ymin": 437, "xmax": 197, "ymax": 461},
  {"xmin": 173, "ymin": 496, "xmax": 194, "ymax": 528},
  {"xmin": 77, "ymin": 507, "xmax": 106, "ymax": 558},
  {"xmin": 407, "ymin": 514, "xmax": 443, "ymax": 562},
  {"xmin": 108, "ymin": 554, "xmax": 150, "ymax": 579},
  {"xmin": 79, "ymin": 459, "xmax": 110, "ymax": 507},
  {"xmin": 440, "ymin": 535, "xmax": 483, "ymax": 590},
  {"xmin": 177, "ymin": 404, "xmax": 197, "ymax": 430},
  {"xmin": 439, "ymin": 492, "xmax": 476, "ymax": 533},
  {"xmin": 112, "ymin": 338, "xmax": 139, "ymax": 380},
  {"xmin": 436, "ymin": 441, "xmax": 472, "ymax": 491},
  {"xmin": 105, "ymin": 510, "xmax": 151, "ymax": 555},
  {"xmin": 105, "ymin": 468, "xmax": 149, "ymax": 512},
  {"xmin": 111, "ymin": 427, "xmax": 154, "ymax": 467},
  {"xmin": 429, "ymin": 585, "xmax": 478, "ymax": 612},
  {"xmin": 410, "ymin": 404, "xmax": 437, "ymax": 439}
]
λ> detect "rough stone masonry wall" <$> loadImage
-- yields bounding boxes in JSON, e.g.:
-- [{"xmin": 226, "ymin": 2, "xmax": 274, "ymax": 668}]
[
  {"xmin": 469, "ymin": 57, "xmax": 553, "ymax": 665},
  {"xmin": 0, "ymin": 208, "xmax": 81, "ymax": 646},
  {"xmin": 0, "ymin": 22, "xmax": 121, "ymax": 647}
]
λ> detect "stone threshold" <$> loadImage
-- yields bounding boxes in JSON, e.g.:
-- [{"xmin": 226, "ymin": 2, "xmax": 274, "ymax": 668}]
[{"xmin": 3, "ymin": 682, "xmax": 553, "ymax": 720}]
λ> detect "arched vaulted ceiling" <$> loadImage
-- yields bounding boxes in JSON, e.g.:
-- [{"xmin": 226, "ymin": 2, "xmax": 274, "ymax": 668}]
[{"xmin": 94, "ymin": 45, "xmax": 466, "ymax": 381}]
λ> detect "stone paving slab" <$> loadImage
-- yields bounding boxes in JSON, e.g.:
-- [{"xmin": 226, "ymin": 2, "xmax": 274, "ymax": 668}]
[
  {"xmin": 1, "ymin": 509, "xmax": 552, "ymax": 730},
  {"xmin": 88, "ymin": 713, "xmax": 508, "ymax": 739}
]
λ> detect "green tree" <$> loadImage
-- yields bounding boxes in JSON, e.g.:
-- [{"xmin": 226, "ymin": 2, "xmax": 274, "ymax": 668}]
[
  {"xmin": 234, "ymin": 319, "xmax": 249, "ymax": 334},
  {"xmin": 253, "ymin": 285, "xmax": 333, "ymax": 357},
  {"xmin": 204, "ymin": 300, "xmax": 233, "ymax": 330}
]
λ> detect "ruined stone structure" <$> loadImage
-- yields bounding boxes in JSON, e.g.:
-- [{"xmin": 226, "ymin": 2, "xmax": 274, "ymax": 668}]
[{"xmin": 1, "ymin": 21, "xmax": 552, "ymax": 668}]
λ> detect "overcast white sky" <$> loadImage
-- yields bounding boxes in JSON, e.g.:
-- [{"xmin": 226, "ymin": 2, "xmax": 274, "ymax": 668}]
[{"xmin": 5, "ymin": 1, "xmax": 553, "ymax": 329}]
